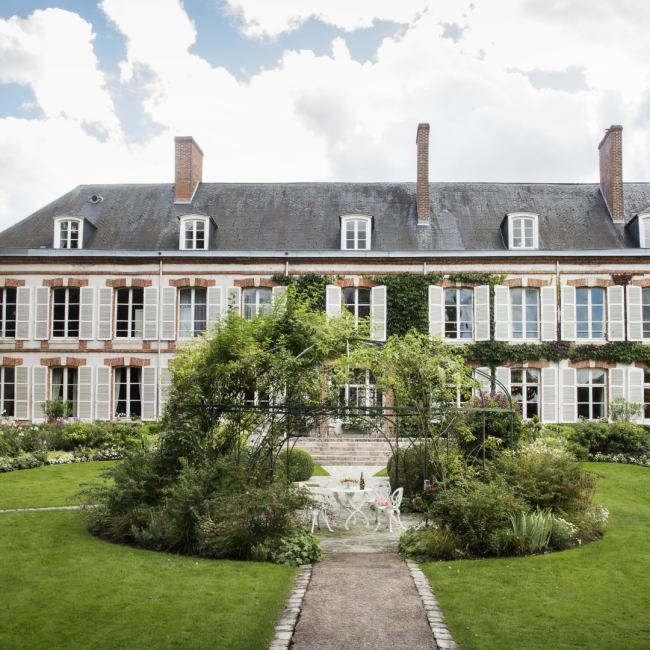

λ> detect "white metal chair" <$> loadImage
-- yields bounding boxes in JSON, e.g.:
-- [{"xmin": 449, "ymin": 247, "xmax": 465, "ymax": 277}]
[
  {"xmin": 367, "ymin": 482, "xmax": 391, "ymax": 524},
  {"xmin": 374, "ymin": 487, "xmax": 406, "ymax": 533},
  {"xmin": 298, "ymin": 485, "xmax": 335, "ymax": 533}
]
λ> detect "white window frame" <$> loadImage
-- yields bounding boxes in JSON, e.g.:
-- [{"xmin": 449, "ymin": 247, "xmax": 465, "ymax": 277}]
[
  {"xmin": 0, "ymin": 287, "xmax": 17, "ymax": 339},
  {"xmin": 179, "ymin": 216, "xmax": 209, "ymax": 250},
  {"xmin": 639, "ymin": 214, "xmax": 650, "ymax": 249},
  {"xmin": 52, "ymin": 287, "xmax": 81, "ymax": 339},
  {"xmin": 508, "ymin": 212, "xmax": 539, "ymax": 250},
  {"xmin": 0, "ymin": 366, "xmax": 16, "ymax": 418},
  {"xmin": 510, "ymin": 368, "xmax": 541, "ymax": 420},
  {"xmin": 511, "ymin": 287, "xmax": 540, "ymax": 340},
  {"xmin": 642, "ymin": 287, "xmax": 650, "ymax": 339},
  {"xmin": 444, "ymin": 288, "xmax": 473, "ymax": 339},
  {"xmin": 114, "ymin": 366, "xmax": 143, "ymax": 420},
  {"xmin": 115, "ymin": 287, "xmax": 144, "ymax": 339},
  {"xmin": 576, "ymin": 287, "xmax": 606, "ymax": 340},
  {"xmin": 54, "ymin": 217, "xmax": 83, "ymax": 249},
  {"xmin": 337, "ymin": 370, "xmax": 383, "ymax": 421},
  {"xmin": 179, "ymin": 287, "xmax": 207, "ymax": 337},
  {"xmin": 343, "ymin": 286, "xmax": 372, "ymax": 327},
  {"xmin": 242, "ymin": 287, "xmax": 272, "ymax": 321},
  {"xmin": 51, "ymin": 367, "xmax": 78, "ymax": 417},
  {"xmin": 340, "ymin": 214, "xmax": 372, "ymax": 251},
  {"xmin": 576, "ymin": 368, "xmax": 607, "ymax": 421}
]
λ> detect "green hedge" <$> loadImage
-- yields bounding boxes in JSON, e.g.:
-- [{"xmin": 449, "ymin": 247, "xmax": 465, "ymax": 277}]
[{"xmin": 277, "ymin": 449, "xmax": 314, "ymax": 482}]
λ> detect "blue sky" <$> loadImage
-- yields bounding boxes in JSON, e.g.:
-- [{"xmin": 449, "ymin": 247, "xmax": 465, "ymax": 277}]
[{"xmin": 0, "ymin": 0, "xmax": 648, "ymax": 230}]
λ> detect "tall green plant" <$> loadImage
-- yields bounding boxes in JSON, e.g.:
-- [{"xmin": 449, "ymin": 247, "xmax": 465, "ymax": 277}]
[{"xmin": 509, "ymin": 507, "xmax": 554, "ymax": 552}]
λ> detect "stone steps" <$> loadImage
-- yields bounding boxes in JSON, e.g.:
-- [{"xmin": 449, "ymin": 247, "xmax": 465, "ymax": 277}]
[{"xmin": 292, "ymin": 439, "xmax": 396, "ymax": 466}]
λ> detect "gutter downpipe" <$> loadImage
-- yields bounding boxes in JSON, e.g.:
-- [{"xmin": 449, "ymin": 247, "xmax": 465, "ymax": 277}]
[
  {"xmin": 556, "ymin": 259, "xmax": 560, "ymax": 425},
  {"xmin": 158, "ymin": 258, "xmax": 163, "ymax": 418}
]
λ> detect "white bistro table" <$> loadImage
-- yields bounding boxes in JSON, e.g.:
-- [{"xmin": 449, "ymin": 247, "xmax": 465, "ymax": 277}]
[{"xmin": 329, "ymin": 487, "xmax": 375, "ymax": 530}]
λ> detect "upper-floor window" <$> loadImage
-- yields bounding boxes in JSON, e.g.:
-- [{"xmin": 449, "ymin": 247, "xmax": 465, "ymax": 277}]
[
  {"xmin": 507, "ymin": 213, "xmax": 538, "ymax": 250},
  {"xmin": 51, "ymin": 367, "xmax": 78, "ymax": 417},
  {"xmin": 445, "ymin": 288, "xmax": 473, "ymax": 339},
  {"xmin": 243, "ymin": 287, "xmax": 272, "ymax": 321},
  {"xmin": 511, "ymin": 368, "xmax": 539, "ymax": 419},
  {"xmin": 179, "ymin": 287, "xmax": 207, "ymax": 337},
  {"xmin": 643, "ymin": 288, "xmax": 650, "ymax": 338},
  {"xmin": 639, "ymin": 215, "xmax": 650, "ymax": 248},
  {"xmin": 511, "ymin": 288, "xmax": 539, "ymax": 339},
  {"xmin": 341, "ymin": 215, "xmax": 371, "ymax": 251},
  {"xmin": 0, "ymin": 367, "xmax": 15, "ymax": 418},
  {"xmin": 116, "ymin": 288, "xmax": 143, "ymax": 338},
  {"xmin": 344, "ymin": 287, "xmax": 371, "ymax": 325},
  {"xmin": 54, "ymin": 217, "xmax": 83, "ymax": 249},
  {"xmin": 115, "ymin": 366, "xmax": 141, "ymax": 419},
  {"xmin": 577, "ymin": 368, "xmax": 606, "ymax": 420},
  {"xmin": 179, "ymin": 216, "xmax": 210, "ymax": 250},
  {"xmin": 576, "ymin": 287, "xmax": 605, "ymax": 339},
  {"xmin": 52, "ymin": 288, "xmax": 80, "ymax": 338},
  {"xmin": 643, "ymin": 369, "xmax": 650, "ymax": 419},
  {"xmin": 0, "ymin": 288, "xmax": 16, "ymax": 339}
]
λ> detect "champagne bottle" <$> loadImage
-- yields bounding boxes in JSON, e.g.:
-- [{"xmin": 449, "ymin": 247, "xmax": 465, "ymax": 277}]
[{"xmin": 359, "ymin": 472, "xmax": 365, "ymax": 490}]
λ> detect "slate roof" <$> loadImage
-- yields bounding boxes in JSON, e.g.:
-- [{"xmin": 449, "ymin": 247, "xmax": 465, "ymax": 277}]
[{"xmin": 2, "ymin": 181, "xmax": 650, "ymax": 252}]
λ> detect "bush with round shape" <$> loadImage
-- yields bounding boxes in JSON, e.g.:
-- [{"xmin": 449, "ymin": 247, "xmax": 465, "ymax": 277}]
[{"xmin": 277, "ymin": 449, "xmax": 314, "ymax": 481}]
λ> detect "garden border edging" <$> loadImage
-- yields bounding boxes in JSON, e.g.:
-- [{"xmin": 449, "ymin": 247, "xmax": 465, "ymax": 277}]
[{"xmin": 269, "ymin": 563, "xmax": 312, "ymax": 650}]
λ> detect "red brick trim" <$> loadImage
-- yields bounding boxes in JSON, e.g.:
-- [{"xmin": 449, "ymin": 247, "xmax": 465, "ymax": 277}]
[
  {"xmin": 465, "ymin": 360, "xmax": 480, "ymax": 369},
  {"xmin": 233, "ymin": 278, "xmax": 280, "ymax": 289},
  {"xmin": 527, "ymin": 279, "xmax": 549, "ymax": 288},
  {"xmin": 106, "ymin": 278, "xmax": 127, "ymax": 288},
  {"xmin": 568, "ymin": 360, "xmax": 616, "ymax": 369},
  {"xmin": 129, "ymin": 357, "xmax": 151, "ymax": 367},
  {"xmin": 142, "ymin": 341, "xmax": 151, "ymax": 350},
  {"xmin": 568, "ymin": 360, "xmax": 590, "ymax": 369},
  {"xmin": 104, "ymin": 358, "xmax": 125, "ymax": 367},
  {"xmin": 595, "ymin": 360, "xmax": 616, "ymax": 369},
  {"xmin": 566, "ymin": 278, "xmax": 614, "ymax": 288},
  {"xmin": 131, "ymin": 278, "xmax": 153, "ymax": 288},
  {"xmin": 333, "ymin": 279, "xmax": 354, "ymax": 288},
  {"xmin": 43, "ymin": 278, "xmax": 89, "ymax": 288},
  {"xmin": 439, "ymin": 279, "xmax": 481, "ymax": 288},
  {"xmin": 15, "ymin": 341, "xmax": 23, "ymax": 350},
  {"xmin": 41, "ymin": 358, "xmax": 61, "ymax": 367},
  {"xmin": 2, "ymin": 279, "xmax": 25, "ymax": 288},
  {"xmin": 66, "ymin": 357, "xmax": 86, "ymax": 367},
  {"xmin": 332, "ymin": 278, "xmax": 381, "ymax": 289},
  {"xmin": 43, "ymin": 278, "xmax": 62, "ymax": 287},
  {"xmin": 502, "ymin": 278, "xmax": 522, "ymax": 288},
  {"xmin": 78, "ymin": 341, "xmax": 87, "ymax": 350},
  {"xmin": 2, "ymin": 357, "xmax": 23, "ymax": 366},
  {"xmin": 170, "ymin": 278, "xmax": 216, "ymax": 288},
  {"xmin": 41, "ymin": 357, "xmax": 86, "ymax": 367},
  {"xmin": 632, "ymin": 279, "xmax": 650, "ymax": 288},
  {"xmin": 259, "ymin": 278, "xmax": 279, "ymax": 288},
  {"xmin": 528, "ymin": 360, "xmax": 550, "ymax": 368},
  {"xmin": 104, "ymin": 341, "xmax": 113, "ymax": 351},
  {"xmin": 234, "ymin": 278, "xmax": 254, "ymax": 288},
  {"xmin": 41, "ymin": 341, "xmax": 49, "ymax": 349},
  {"xmin": 635, "ymin": 361, "xmax": 649, "ymax": 369},
  {"xmin": 167, "ymin": 342, "xmax": 176, "ymax": 350},
  {"xmin": 503, "ymin": 360, "xmax": 549, "ymax": 369}
]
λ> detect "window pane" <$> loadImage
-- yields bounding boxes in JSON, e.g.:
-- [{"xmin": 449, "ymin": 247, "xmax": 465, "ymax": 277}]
[
  {"xmin": 52, "ymin": 368, "xmax": 64, "ymax": 400},
  {"xmin": 592, "ymin": 289, "xmax": 604, "ymax": 304},
  {"xmin": 258, "ymin": 288, "xmax": 272, "ymax": 317},
  {"xmin": 459, "ymin": 289, "xmax": 472, "ymax": 305},
  {"xmin": 577, "ymin": 403, "xmax": 590, "ymax": 419},
  {"xmin": 526, "ymin": 369, "xmax": 540, "ymax": 383},
  {"xmin": 70, "ymin": 222, "xmax": 79, "ymax": 249},
  {"xmin": 243, "ymin": 288, "xmax": 256, "ymax": 321},
  {"xmin": 194, "ymin": 288, "xmax": 207, "ymax": 335},
  {"xmin": 357, "ymin": 221, "xmax": 367, "ymax": 249},
  {"xmin": 511, "ymin": 369, "xmax": 523, "ymax": 383},
  {"xmin": 445, "ymin": 290, "xmax": 457, "ymax": 305},
  {"xmin": 577, "ymin": 369, "xmax": 590, "ymax": 384},
  {"xmin": 576, "ymin": 288, "xmax": 589, "ymax": 305},
  {"xmin": 179, "ymin": 288, "xmax": 192, "ymax": 336},
  {"xmin": 592, "ymin": 370, "xmax": 605, "ymax": 384},
  {"xmin": 643, "ymin": 288, "xmax": 650, "ymax": 306},
  {"xmin": 195, "ymin": 221, "xmax": 205, "ymax": 249},
  {"xmin": 60, "ymin": 222, "xmax": 68, "ymax": 248},
  {"xmin": 577, "ymin": 387, "xmax": 590, "ymax": 402},
  {"xmin": 511, "ymin": 288, "xmax": 523, "ymax": 305},
  {"xmin": 343, "ymin": 287, "xmax": 356, "ymax": 317},
  {"xmin": 527, "ymin": 385, "xmax": 539, "ymax": 403}
]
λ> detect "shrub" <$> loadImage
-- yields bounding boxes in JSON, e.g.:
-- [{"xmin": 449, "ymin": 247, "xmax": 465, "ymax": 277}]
[
  {"xmin": 397, "ymin": 527, "xmax": 463, "ymax": 562},
  {"xmin": 277, "ymin": 449, "xmax": 314, "ymax": 482},
  {"xmin": 509, "ymin": 508, "xmax": 553, "ymax": 552},
  {"xmin": 0, "ymin": 456, "xmax": 14, "ymax": 472},
  {"xmin": 550, "ymin": 517, "xmax": 580, "ymax": 550},
  {"xmin": 273, "ymin": 526, "xmax": 324, "ymax": 565},
  {"xmin": 10, "ymin": 455, "xmax": 43, "ymax": 470},
  {"xmin": 569, "ymin": 421, "xmax": 650, "ymax": 456},
  {"xmin": 608, "ymin": 398, "xmax": 643, "ymax": 422}
]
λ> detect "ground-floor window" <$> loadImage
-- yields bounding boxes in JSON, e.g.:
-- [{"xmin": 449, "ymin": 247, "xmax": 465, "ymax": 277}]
[
  {"xmin": 511, "ymin": 368, "xmax": 540, "ymax": 419},
  {"xmin": 577, "ymin": 368, "xmax": 606, "ymax": 420},
  {"xmin": 0, "ymin": 367, "xmax": 15, "ymax": 417},
  {"xmin": 644, "ymin": 369, "xmax": 650, "ymax": 419},
  {"xmin": 338, "ymin": 370, "xmax": 382, "ymax": 418},
  {"xmin": 115, "ymin": 367, "xmax": 141, "ymax": 418},
  {"xmin": 51, "ymin": 367, "xmax": 78, "ymax": 417}
]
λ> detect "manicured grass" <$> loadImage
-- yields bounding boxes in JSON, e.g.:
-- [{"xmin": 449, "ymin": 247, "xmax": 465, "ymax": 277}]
[
  {"xmin": 311, "ymin": 465, "xmax": 330, "ymax": 476},
  {"xmin": 420, "ymin": 463, "xmax": 650, "ymax": 649},
  {"xmin": 0, "ymin": 462, "xmax": 117, "ymax": 510},
  {"xmin": 0, "ymin": 510, "xmax": 296, "ymax": 650},
  {"xmin": 373, "ymin": 467, "xmax": 388, "ymax": 477}
]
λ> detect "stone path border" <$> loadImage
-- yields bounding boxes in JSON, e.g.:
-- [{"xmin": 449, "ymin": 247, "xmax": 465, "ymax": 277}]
[
  {"xmin": 0, "ymin": 506, "xmax": 80, "ymax": 513},
  {"xmin": 406, "ymin": 560, "xmax": 458, "ymax": 650},
  {"xmin": 269, "ymin": 563, "xmax": 312, "ymax": 650}
]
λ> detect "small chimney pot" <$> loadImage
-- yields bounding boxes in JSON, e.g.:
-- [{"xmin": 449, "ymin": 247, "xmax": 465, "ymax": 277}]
[
  {"xmin": 598, "ymin": 125, "xmax": 624, "ymax": 221},
  {"xmin": 174, "ymin": 136, "xmax": 204, "ymax": 204}
]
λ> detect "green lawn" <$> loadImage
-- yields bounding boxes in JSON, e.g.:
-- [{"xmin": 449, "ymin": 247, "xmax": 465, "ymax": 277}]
[
  {"xmin": 311, "ymin": 465, "xmax": 330, "ymax": 477},
  {"xmin": 373, "ymin": 467, "xmax": 388, "ymax": 477},
  {"xmin": 421, "ymin": 463, "xmax": 650, "ymax": 649},
  {"xmin": 0, "ymin": 510, "xmax": 296, "ymax": 650},
  {"xmin": 0, "ymin": 461, "xmax": 117, "ymax": 510}
]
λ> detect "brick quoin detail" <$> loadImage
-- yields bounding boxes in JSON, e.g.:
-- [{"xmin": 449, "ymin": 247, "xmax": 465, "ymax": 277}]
[
  {"xmin": 41, "ymin": 341, "xmax": 49, "ymax": 349},
  {"xmin": 167, "ymin": 342, "xmax": 176, "ymax": 350},
  {"xmin": 43, "ymin": 278, "xmax": 89, "ymax": 288},
  {"xmin": 104, "ymin": 341, "xmax": 113, "ymax": 351},
  {"xmin": 2, "ymin": 357, "xmax": 23, "ymax": 366},
  {"xmin": 169, "ymin": 278, "xmax": 215, "ymax": 288},
  {"xmin": 174, "ymin": 136, "xmax": 203, "ymax": 203},
  {"xmin": 104, "ymin": 358, "xmax": 125, "ymax": 367},
  {"xmin": 416, "ymin": 123, "xmax": 430, "ymax": 222},
  {"xmin": 41, "ymin": 357, "xmax": 86, "ymax": 367},
  {"xmin": 78, "ymin": 341, "xmax": 87, "ymax": 350},
  {"xmin": 632, "ymin": 279, "xmax": 650, "ymax": 287},
  {"xmin": 598, "ymin": 125, "xmax": 624, "ymax": 221},
  {"xmin": 129, "ymin": 357, "xmax": 151, "ymax": 367},
  {"xmin": 131, "ymin": 278, "xmax": 152, "ymax": 288},
  {"xmin": 142, "ymin": 341, "xmax": 151, "ymax": 350},
  {"xmin": 0, "ymin": 279, "xmax": 25, "ymax": 287},
  {"xmin": 566, "ymin": 278, "xmax": 614, "ymax": 288},
  {"xmin": 40, "ymin": 358, "xmax": 61, "ymax": 367},
  {"xmin": 15, "ymin": 341, "xmax": 23, "ymax": 350},
  {"xmin": 106, "ymin": 279, "xmax": 127, "ymax": 288}
]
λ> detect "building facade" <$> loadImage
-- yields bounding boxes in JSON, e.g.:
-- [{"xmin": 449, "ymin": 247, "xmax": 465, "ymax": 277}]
[{"xmin": 1, "ymin": 125, "xmax": 650, "ymax": 424}]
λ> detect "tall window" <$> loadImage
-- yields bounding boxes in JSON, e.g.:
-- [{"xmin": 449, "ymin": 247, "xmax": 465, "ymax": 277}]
[
  {"xmin": 511, "ymin": 288, "xmax": 539, "ymax": 339},
  {"xmin": 184, "ymin": 220, "xmax": 206, "ymax": 250},
  {"xmin": 577, "ymin": 368, "xmax": 606, "ymax": 420},
  {"xmin": 444, "ymin": 288, "xmax": 473, "ymax": 339},
  {"xmin": 0, "ymin": 288, "xmax": 16, "ymax": 338},
  {"xmin": 243, "ymin": 287, "xmax": 272, "ymax": 321},
  {"xmin": 338, "ymin": 370, "xmax": 382, "ymax": 417},
  {"xmin": 644, "ymin": 369, "xmax": 650, "ymax": 420},
  {"xmin": 344, "ymin": 288, "xmax": 371, "ymax": 325},
  {"xmin": 116, "ymin": 288, "xmax": 143, "ymax": 338},
  {"xmin": 58, "ymin": 220, "xmax": 80, "ymax": 249},
  {"xmin": 52, "ymin": 288, "xmax": 80, "ymax": 338},
  {"xmin": 0, "ymin": 367, "xmax": 15, "ymax": 417},
  {"xmin": 510, "ymin": 217, "xmax": 535, "ymax": 248},
  {"xmin": 643, "ymin": 288, "xmax": 650, "ymax": 339},
  {"xmin": 51, "ymin": 367, "xmax": 78, "ymax": 417},
  {"xmin": 511, "ymin": 368, "xmax": 539, "ymax": 419},
  {"xmin": 576, "ymin": 288, "xmax": 605, "ymax": 339},
  {"xmin": 179, "ymin": 288, "xmax": 207, "ymax": 337},
  {"xmin": 643, "ymin": 217, "xmax": 650, "ymax": 248},
  {"xmin": 115, "ymin": 367, "xmax": 141, "ymax": 418}
]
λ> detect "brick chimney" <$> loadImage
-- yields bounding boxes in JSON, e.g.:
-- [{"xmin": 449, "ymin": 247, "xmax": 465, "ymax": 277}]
[
  {"xmin": 416, "ymin": 123, "xmax": 430, "ymax": 224},
  {"xmin": 598, "ymin": 125, "xmax": 624, "ymax": 221},
  {"xmin": 174, "ymin": 136, "xmax": 203, "ymax": 204}
]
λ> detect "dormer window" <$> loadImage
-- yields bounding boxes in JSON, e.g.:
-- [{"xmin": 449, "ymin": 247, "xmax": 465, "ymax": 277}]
[
  {"xmin": 639, "ymin": 215, "xmax": 650, "ymax": 248},
  {"xmin": 340, "ymin": 214, "xmax": 372, "ymax": 251},
  {"xmin": 179, "ymin": 215, "xmax": 212, "ymax": 250},
  {"xmin": 506, "ymin": 212, "xmax": 539, "ymax": 250},
  {"xmin": 54, "ymin": 217, "xmax": 83, "ymax": 249}
]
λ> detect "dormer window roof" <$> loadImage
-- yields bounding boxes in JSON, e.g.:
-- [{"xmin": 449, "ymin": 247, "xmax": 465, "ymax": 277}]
[
  {"xmin": 340, "ymin": 214, "xmax": 373, "ymax": 251},
  {"xmin": 53, "ymin": 216, "xmax": 84, "ymax": 249},
  {"xmin": 502, "ymin": 212, "xmax": 539, "ymax": 250},
  {"xmin": 627, "ymin": 212, "xmax": 650, "ymax": 248},
  {"xmin": 177, "ymin": 214, "xmax": 217, "ymax": 251}
]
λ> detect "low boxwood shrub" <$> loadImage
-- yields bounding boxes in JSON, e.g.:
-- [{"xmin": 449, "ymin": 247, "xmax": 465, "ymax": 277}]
[
  {"xmin": 277, "ymin": 449, "xmax": 314, "ymax": 482},
  {"xmin": 569, "ymin": 421, "xmax": 650, "ymax": 456}
]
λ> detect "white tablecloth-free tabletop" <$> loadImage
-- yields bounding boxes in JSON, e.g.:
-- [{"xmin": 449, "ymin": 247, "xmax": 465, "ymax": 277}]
[{"xmin": 328, "ymin": 487, "xmax": 375, "ymax": 530}]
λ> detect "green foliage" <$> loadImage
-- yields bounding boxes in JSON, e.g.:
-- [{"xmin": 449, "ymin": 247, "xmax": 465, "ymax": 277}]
[
  {"xmin": 41, "ymin": 397, "xmax": 73, "ymax": 419},
  {"xmin": 273, "ymin": 526, "xmax": 324, "ymax": 565},
  {"xmin": 397, "ymin": 527, "xmax": 463, "ymax": 561},
  {"xmin": 4, "ymin": 454, "xmax": 44, "ymax": 470},
  {"xmin": 277, "ymin": 449, "xmax": 314, "ymax": 482},
  {"xmin": 569, "ymin": 421, "xmax": 650, "ymax": 455},
  {"xmin": 508, "ymin": 507, "xmax": 554, "ymax": 552},
  {"xmin": 269, "ymin": 272, "xmax": 331, "ymax": 311},
  {"xmin": 608, "ymin": 398, "xmax": 643, "ymax": 422}
]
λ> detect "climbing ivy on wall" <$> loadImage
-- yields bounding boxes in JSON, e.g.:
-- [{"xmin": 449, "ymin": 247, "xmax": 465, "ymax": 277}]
[{"xmin": 270, "ymin": 273, "xmax": 332, "ymax": 311}]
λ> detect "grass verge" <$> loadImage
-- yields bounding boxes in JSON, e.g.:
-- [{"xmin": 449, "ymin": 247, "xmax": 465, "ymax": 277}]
[
  {"xmin": 311, "ymin": 465, "xmax": 330, "ymax": 476},
  {"xmin": 373, "ymin": 467, "xmax": 388, "ymax": 477},
  {"xmin": 420, "ymin": 463, "xmax": 650, "ymax": 649},
  {"xmin": 0, "ymin": 510, "xmax": 296, "ymax": 650},
  {"xmin": 0, "ymin": 462, "xmax": 117, "ymax": 509}
]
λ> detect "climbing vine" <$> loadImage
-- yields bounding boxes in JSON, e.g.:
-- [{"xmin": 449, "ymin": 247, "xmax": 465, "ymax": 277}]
[{"xmin": 270, "ymin": 273, "xmax": 332, "ymax": 311}]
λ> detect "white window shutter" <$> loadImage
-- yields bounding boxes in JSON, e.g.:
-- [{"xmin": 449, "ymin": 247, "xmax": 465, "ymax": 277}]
[
  {"xmin": 560, "ymin": 367, "xmax": 576, "ymax": 423},
  {"xmin": 607, "ymin": 286, "xmax": 625, "ymax": 341},
  {"xmin": 628, "ymin": 368, "xmax": 644, "ymax": 422},
  {"xmin": 143, "ymin": 287, "xmax": 159, "ymax": 340},
  {"xmin": 609, "ymin": 367, "xmax": 625, "ymax": 404},
  {"xmin": 159, "ymin": 367, "xmax": 172, "ymax": 417},
  {"xmin": 371, "ymin": 285, "xmax": 387, "ymax": 341},
  {"xmin": 96, "ymin": 366, "xmax": 111, "ymax": 420},
  {"xmin": 79, "ymin": 287, "xmax": 95, "ymax": 340},
  {"xmin": 495, "ymin": 367, "xmax": 510, "ymax": 395},
  {"xmin": 77, "ymin": 366, "xmax": 93, "ymax": 420},
  {"xmin": 561, "ymin": 285, "xmax": 576, "ymax": 341},
  {"xmin": 14, "ymin": 366, "xmax": 29, "ymax": 420},
  {"xmin": 32, "ymin": 366, "xmax": 48, "ymax": 420},
  {"xmin": 326, "ymin": 285, "xmax": 341, "ymax": 317},
  {"xmin": 34, "ymin": 287, "xmax": 50, "ymax": 341},
  {"xmin": 428, "ymin": 285, "xmax": 444, "ymax": 337},
  {"xmin": 141, "ymin": 366, "xmax": 157, "ymax": 420},
  {"xmin": 475, "ymin": 367, "xmax": 491, "ymax": 393},
  {"xmin": 161, "ymin": 287, "xmax": 176, "ymax": 340},
  {"xmin": 540, "ymin": 286, "xmax": 557, "ymax": 341},
  {"xmin": 474, "ymin": 285, "xmax": 490, "ymax": 341},
  {"xmin": 207, "ymin": 286, "xmax": 224, "ymax": 326},
  {"xmin": 272, "ymin": 285, "xmax": 287, "ymax": 306},
  {"xmin": 15, "ymin": 287, "xmax": 31, "ymax": 340},
  {"xmin": 627, "ymin": 285, "xmax": 643, "ymax": 341},
  {"xmin": 97, "ymin": 288, "xmax": 113, "ymax": 340},
  {"xmin": 227, "ymin": 287, "xmax": 242, "ymax": 316},
  {"xmin": 494, "ymin": 286, "xmax": 510, "ymax": 341},
  {"xmin": 541, "ymin": 367, "xmax": 557, "ymax": 423}
]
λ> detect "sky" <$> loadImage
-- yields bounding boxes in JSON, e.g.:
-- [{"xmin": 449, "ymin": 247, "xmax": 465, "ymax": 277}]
[{"xmin": 0, "ymin": 0, "xmax": 649, "ymax": 232}]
